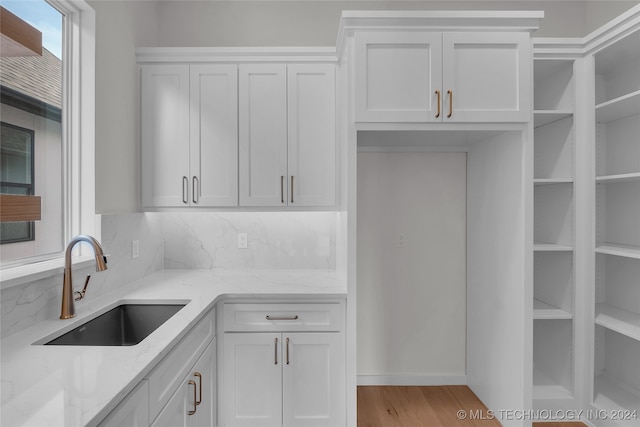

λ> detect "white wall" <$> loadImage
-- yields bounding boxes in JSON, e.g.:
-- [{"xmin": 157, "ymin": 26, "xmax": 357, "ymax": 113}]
[
  {"xmin": 357, "ymin": 152, "xmax": 467, "ymax": 383},
  {"xmin": 151, "ymin": 1, "xmax": 637, "ymax": 46}
]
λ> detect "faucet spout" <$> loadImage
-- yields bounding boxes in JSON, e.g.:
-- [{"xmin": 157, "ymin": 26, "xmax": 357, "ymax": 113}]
[{"xmin": 60, "ymin": 235, "xmax": 108, "ymax": 319}]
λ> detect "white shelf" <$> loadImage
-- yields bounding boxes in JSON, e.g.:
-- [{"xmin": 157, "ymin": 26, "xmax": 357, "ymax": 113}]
[
  {"xmin": 594, "ymin": 374, "xmax": 640, "ymax": 414},
  {"xmin": 596, "ymin": 244, "xmax": 640, "ymax": 259},
  {"xmin": 533, "ymin": 367, "xmax": 574, "ymax": 400},
  {"xmin": 534, "ymin": 243, "xmax": 573, "ymax": 252},
  {"xmin": 534, "ymin": 178, "xmax": 573, "ymax": 185},
  {"xmin": 596, "ymin": 173, "xmax": 640, "ymax": 184},
  {"xmin": 534, "ymin": 110, "xmax": 573, "ymax": 127},
  {"xmin": 534, "ymin": 299, "xmax": 572, "ymax": 320},
  {"xmin": 595, "ymin": 90, "xmax": 640, "ymax": 123},
  {"xmin": 596, "ymin": 303, "xmax": 640, "ymax": 342}
]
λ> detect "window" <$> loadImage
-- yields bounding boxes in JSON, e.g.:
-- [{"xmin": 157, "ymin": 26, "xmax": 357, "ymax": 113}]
[
  {"xmin": 0, "ymin": 0, "xmax": 63, "ymax": 261},
  {"xmin": 0, "ymin": 0, "xmax": 96, "ymax": 282},
  {"xmin": 1, "ymin": 122, "xmax": 35, "ymax": 243}
]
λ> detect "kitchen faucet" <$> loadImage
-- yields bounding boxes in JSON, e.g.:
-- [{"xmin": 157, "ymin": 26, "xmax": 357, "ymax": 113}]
[{"xmin": 60, "ymin": 235, "xmax": 108, "ymax": 319}]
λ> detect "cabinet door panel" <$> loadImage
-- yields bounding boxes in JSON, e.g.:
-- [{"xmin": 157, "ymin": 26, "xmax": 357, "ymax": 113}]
[
  {"xmin": 287, "ymin": 64, "xmax": 336, "ymax": 206},
  {"xmin": 142, "ymin": 64, "xmax": 190, "ymax": 207},
  {"xmin": 239, "ymin": 65, "xmax": 288, "ymax": 206},
  {"xmin": 190, "ymin": 65, "xmax": 238, "ymax": 207},
  {"xmin": 222, "ymin": 333, "xmax": 282, "ymax": 426},
  {"xmin": 282, "ymin": 333, "xmax": 345, "ymax": 427},
  {"xmin": 191, "ymin": 339, "xmax": 216, "ymax": 427},
  {"xmin": 442, "ymin": 32, "xmax": 530, "ymax": 122},
  {"xmin": 355, "ymin": 31, "xmax": 442, "ymax": 122}
]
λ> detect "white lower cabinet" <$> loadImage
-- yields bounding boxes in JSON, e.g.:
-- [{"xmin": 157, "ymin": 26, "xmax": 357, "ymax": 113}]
[
  {"xmin": 98, "ymin": 381, "xmax": 149, "ymax": 427},
  {"xmin": 220, "ymin": 302, "xmax": 345, "ymax": 427},
  {"xmin": 98, "ymin": 308, "xmax": 216, "ymax": 427},
  {"xmin": 152, "ymin": 339, "xmax": 216, "ymax": 427}
]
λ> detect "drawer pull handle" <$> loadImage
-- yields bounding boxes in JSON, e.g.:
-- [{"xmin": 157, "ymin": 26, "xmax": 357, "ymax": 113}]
[
  {"xmin": 281, "ymin": 176, "xmax": 285, "ymax": 204},
  {"xmin": 194, "ymin": 372, "xmax": 202, "ymax": 405},
  {"xmin": 188, "ymin": 380, "xmax": 197, "ymax": 415},
  {"xmin": 435, "ymin": 90, "xmax": 441, "ymax": 118},
  {"xmin": 182, "ymin": 176, "xmax": 188, "ymax": 204},
  {"xmin": 447, "ymin": 90, "xmax": 453, "ymax": 118},
  {"xmin": 286, "ymin": 337, "xmax": 290, "ymax": 365},
  {"xmin": 266, "ymin": 315, "xmax": 299, "ymax": 321},
  {"xmin": 275, "ymin": 337, "xmax": 279, "ymax": 365}
]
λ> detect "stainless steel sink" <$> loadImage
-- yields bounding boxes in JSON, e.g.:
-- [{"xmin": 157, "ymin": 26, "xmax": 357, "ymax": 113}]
[{"xmin": 45, "ymin": 303, "xmax": 186, "ymax": 346}]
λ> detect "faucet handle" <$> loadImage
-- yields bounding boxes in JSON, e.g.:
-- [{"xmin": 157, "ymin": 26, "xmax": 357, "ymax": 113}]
[{"xmin": 74, "ymin": 275, "xmax": 91, "ymax": 301}]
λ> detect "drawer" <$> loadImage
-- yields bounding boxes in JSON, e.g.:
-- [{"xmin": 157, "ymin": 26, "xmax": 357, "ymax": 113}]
[
  {"xmin": 147, "ymin": 307, "xmax": 215, "ymax": 423},
  {"xmin": 223, "ymin": 302, "xmax": 342, "ymax": 332}
]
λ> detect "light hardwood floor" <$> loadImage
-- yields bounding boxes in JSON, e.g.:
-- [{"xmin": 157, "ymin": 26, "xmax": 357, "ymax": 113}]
[{"xmin": 357, "ymin": 386, "xmax": 587, "ymax": 427}]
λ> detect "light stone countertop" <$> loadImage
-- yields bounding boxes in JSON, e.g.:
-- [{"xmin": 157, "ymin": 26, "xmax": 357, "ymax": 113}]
[{"xmin": 0, "ymin": 269, "xmax": 347, "ymax": 427}]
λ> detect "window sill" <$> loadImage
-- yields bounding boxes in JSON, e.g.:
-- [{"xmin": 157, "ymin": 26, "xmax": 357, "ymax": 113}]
[{"xmin": 0, "ymin": 256, "xmax": 95, "ymax": 290}]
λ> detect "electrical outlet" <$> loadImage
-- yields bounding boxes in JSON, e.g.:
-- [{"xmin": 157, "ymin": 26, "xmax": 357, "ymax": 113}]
[
  {"xmin": 397, "ymin": 234, "xmax": 406, "ymax": 248},
  {"xmin": 238, "ymin": 233, "xmax": 248, "ymax": 249},
  {"xmin": 132, "ymin": 240, "xmax": 140, "ymax": 259}
]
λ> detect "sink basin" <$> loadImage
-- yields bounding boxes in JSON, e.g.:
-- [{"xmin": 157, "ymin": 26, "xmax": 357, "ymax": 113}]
[{"xmin": 45, "ymin": 303, "xmax": 186, "ymax": 346}]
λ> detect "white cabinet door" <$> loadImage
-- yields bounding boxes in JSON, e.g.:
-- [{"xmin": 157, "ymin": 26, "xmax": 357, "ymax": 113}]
[
  {"xmin": 239, "ymin": 64, "xmax": 288, "ymax": 207},
  {"xmin": 191, "ymin": 338, "xmax": 216, "ymax": 427},
  {"xmin": 355, "ymin": 31, "xmax": 443, "ymax": 122},
  {"xmin": 287, "ymin": 64, "xmax": 336, "ymax": 206},
  {"xmin": 99, "ymin": 381, "xmax": 149, "ymax": 427},
  {"xmin": 151, "ymin": 340, "xmax": 216, "ymax": 427},
  {"xmin": 222, "ymin": 333, "xmax": 283, "ymax": 426},
  {"xmin": 282, "ymin": 333, "xmax": 344, "ymax": 427},
  {"xmin": 190, "ymin": 65, "xmax": 238, "ymax": 207},
  {"xmin": 442, "ymin": 32, "xmax": 531, "ymax": 122},
  {"xmin": 141, "ymin": 64, "xmax": 190, "ymax": 207}
]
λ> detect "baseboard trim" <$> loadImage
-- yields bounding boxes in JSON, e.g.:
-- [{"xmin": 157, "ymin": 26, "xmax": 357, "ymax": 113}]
[{"xmin": 357, "ymin": 374, "xmax": 467, "ymax": 386}]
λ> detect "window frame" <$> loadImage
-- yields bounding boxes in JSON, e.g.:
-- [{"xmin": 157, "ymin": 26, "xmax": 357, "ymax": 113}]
[{"xmin": 0, "ymin": 0, "xmax": 97, "ymax": 287}]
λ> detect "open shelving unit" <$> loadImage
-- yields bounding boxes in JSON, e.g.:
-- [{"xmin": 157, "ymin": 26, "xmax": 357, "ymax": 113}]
[
  {"xmin": 532, "ymin": 57, "xmax": 577, "ymax": 410},
  {"xmin": 592, "ymin": 25, "xmax": 640, "ymax": 421}
]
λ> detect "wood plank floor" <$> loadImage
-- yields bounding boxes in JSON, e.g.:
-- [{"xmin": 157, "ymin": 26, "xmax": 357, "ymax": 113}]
[{"xmin": 357, "ymin": 386, "xmax": 587, "ymax": 427}]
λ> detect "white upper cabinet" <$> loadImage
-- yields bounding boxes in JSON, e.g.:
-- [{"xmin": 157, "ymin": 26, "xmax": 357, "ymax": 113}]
[
  {"xmin": 355, "ymin": 32, "xmax": 443, "ymax": 122},
  {"xmin": 141, "ymin": 64, "xmax": 191, "ymax": 207},
  {"xmin": 142, "ymin": 63, "xmax": 238, "ymax": 208},
  {"xmin": 287, "ymin": 64, "xmax": 336, "ymax": 207},
  {"xmin": 239, "ymin": 63, "xmax": 336, "ymax": 207},
  {"xmin": 190, "ymin": 65, "xmax": 239, "ymax": 207},
  {"xmin": 442, "ymin": 32, "xmax": 530, "ymax": 122},
  {"xmin": 354, "ymin": 31, "xmax": 531, "ymax": 123},
  {"xmin": 239, "ymin": 64, "xmax": 289, "ymax": 207}
]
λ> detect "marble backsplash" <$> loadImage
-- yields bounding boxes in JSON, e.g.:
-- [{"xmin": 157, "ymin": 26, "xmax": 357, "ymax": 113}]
[
  {"xmin": 1, "ymin": 211, "xmax": 336, "ymax": 337},
  {"xmin": 163, "ymin": 212, "xmax": 336, "ymax": 270}
]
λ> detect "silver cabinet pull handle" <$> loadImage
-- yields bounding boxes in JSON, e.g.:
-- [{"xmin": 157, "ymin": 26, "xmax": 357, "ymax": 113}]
[
  {"xmin": 188, "ymin": 380, "xmax": 197, "ymax": 415},
  {"xmin": 192, "ymin": 176, "xmax": 198, "ymax": 204},
  {"xmin": 194, "ymin": 372, "xmax": 202, "ymax": 405},
  {"xmin": 286, "ymin": 337, "xmax": 290, "ymax": 365},
  {"xmin": 266, "ymin": 315, "xmax": 299, "ymax": 321},
  {"xmin": 290, "ymin": 176, "xmax": 294, "ymax": 204},
  {"xmin": 274, "ymin": 337, "xmax": 279, "ymax": 365},
  {"xmin": 281, "ymin": 176, "xmax": 285, "ymax": 204},
  {"xmin": 182, "ymin": 176, "xmax": 188, "ymax": 204}
]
